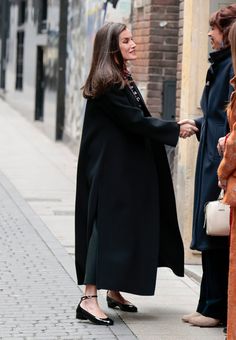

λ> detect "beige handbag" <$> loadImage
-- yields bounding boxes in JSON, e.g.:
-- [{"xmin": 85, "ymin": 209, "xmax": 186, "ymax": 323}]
[{"xmin": 204, "ymin": 191, "xmax": 230, "ymax": 236}]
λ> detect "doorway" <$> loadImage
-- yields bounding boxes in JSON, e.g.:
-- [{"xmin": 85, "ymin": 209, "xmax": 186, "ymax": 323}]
[{"xmin": 35, "ymin": 46, "xmax": 45, "ymax": 121}]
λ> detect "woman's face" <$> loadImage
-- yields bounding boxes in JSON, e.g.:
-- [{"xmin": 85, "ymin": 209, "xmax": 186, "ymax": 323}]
[
  {"xmin": 208, "ymin": 25, "xmax": 224, "ymax": 50},
  {"xmin": 119, "ymin": 29, "xmax": 137, "ymax": 62}
]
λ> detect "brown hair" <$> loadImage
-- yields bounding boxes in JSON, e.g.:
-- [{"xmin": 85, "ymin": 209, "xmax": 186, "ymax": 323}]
[
  {"xmin": 82, "ymin": 22, "xmax": 127, "ymax": 98},
  {"xmin": 229, "ymin": 21, "xmax": 236, "ymax": 77},
  {"xmin": 209, "ymin": 4, "xmax": 236, "ymax": 49}
]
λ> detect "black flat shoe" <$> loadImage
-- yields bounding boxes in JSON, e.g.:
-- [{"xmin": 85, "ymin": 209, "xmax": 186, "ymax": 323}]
[
  {"xmin": 107, "ymin": 293, "xmax": 138, "ymax": 312},
  {"xmin": 76, "ymin": 295, "xmax": 114, "ymax": 326},
  {"xmin": 223, "ymin": 327, "xmax": 227, "ymax": 334}
]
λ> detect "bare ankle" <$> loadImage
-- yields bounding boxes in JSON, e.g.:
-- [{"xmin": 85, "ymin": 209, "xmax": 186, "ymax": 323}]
[{"xmin": 108, "ymin": 290, "xmax": 119, "ymax": 297}]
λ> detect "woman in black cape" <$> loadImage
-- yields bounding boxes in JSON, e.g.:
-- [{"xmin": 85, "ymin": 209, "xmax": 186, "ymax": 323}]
[{"xmin": 75, "ymin": 22, "xmax": 196, "ymax": 326}]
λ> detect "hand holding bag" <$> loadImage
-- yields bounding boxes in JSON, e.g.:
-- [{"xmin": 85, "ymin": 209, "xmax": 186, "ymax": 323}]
[{"xmin": 204, "ymin": 191, "xmax": 230, "ymax": 236}]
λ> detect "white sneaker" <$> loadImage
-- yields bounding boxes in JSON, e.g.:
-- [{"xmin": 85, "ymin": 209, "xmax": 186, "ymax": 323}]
[{"xmin": 182, "ymin": 312, "xmax": 201, "ymax": 323}]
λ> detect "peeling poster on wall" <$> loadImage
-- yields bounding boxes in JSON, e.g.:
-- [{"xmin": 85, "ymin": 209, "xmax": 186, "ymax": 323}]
[{"xmin": 105, "ymin": 0, "xmax": 132, "ymax": 25}]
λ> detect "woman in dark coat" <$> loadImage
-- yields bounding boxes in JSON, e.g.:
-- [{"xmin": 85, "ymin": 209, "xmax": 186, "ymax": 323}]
[
  {"xmin": 181, "ymin": 5, "xmax": 236, "ymax": 327},
  {"xmin": 75, "ymin": 22, "xmax": 194, "ymax": 326}
]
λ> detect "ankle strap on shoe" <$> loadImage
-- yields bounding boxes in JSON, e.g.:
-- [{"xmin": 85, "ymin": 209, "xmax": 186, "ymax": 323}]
[{"xmin": 81, "ymin": 295, "xmax": 97, "ymax": 301}]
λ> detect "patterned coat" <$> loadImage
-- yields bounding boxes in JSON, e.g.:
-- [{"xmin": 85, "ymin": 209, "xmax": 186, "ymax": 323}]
[{"xmin": 218, "ymin": 76, "xmax": 236, "ymax": 340}]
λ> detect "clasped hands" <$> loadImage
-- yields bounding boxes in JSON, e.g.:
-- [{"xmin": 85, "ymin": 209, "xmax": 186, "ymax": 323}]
[{"xmin": 178, "ymin": 119, "xmax": 198, "ymax": 138}]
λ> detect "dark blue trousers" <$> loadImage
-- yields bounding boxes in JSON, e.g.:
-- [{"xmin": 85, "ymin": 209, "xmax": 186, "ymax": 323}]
[{"xmin": 197, "ymin": 249, "xmax": 229, "ymax": 323}]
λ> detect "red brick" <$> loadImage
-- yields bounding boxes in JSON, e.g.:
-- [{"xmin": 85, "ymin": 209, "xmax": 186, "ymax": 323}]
[
  {"xmin": 161, "ymin": 45, "xmax": 179, "ymax": 52},
  {"xmin": 146, "ymin": 97, "xmax": 162, "ymax": 105},
  {"xmin": 133, "ymin": 73, "xmax": 149, "ymax": 82},
  {"xmin": 147, "ymin": 82, "xmax": 163, "ymax": 90},
  {"xmin": 136, "ymin": 44, "xmax": 150, "ymax": 52},
  {"xmin": 149, "ymin": 28, "xmax": 179, "ymax": 36},
  {"xmin": 148, "ymin": 12, "xmax": 179, "ymax": 21},
  {"xmin": 133, "ymin": 65, "xmax": 149, "ymax": 74},
  {"xmin": 147, "ymin": 75, "xmax": 164, "ymax": 83},
  {"xmin": 164, "ymin": 68, "xmax": 176, "ymax": 76},
  {"xmin": 164, "ymin": 52, "xmax": 178, "ymax": 60},
  {"xmin": 134, "ymin": 59, "xmax": 149, "ymax": 66},
  {"xmin": 149, "ymin": 50, "xmax": 164, "ymax": 58},
  {"xmin": 154, "ymin": 60, "xmax": 177, "ymax": 68},
  {"xmin": 145, "ymin": 5, "xmax": 165, "ymax": 14},
  {"xmin": 165, "ymin": 38, "xmax": 178, "ymax": 45},
  {"xmin": 165, "ymin": 75, "xmax": 177, "ymax": 81},
  {"xmin": 176, "ymin": 89, "xmax": 181, "ymax": 97},
  {"xmin": 149, "ymin": 74, "xmax": 165, "ymax": 82},
  {"xmin": 177, "ymin": 63, "xmax": 182, "ymax": 71},
  {"xmin": 148, "ymin": 90, "xmax": 162, "ymax": 97},
  {"xmin": 149, "ymin": 67, "xmax": 163, "ymax": 75},
  {"xmin": 149, "ymin": 35, "xmax": 165, "ymax": 43},
  {"xmin": 152, "ymin": 0, "xmax": 178, "ymax": 5},
  {"xmin": 167, "ymin": 22, "xmax": 179, "ymax": 29},
  {"xmin": 166, "ymin": 5, "xmax": 179, "ymax": 13},
  {"xmin": 134, "ymin": 35, "xmax": 149, "ymax": 44}
]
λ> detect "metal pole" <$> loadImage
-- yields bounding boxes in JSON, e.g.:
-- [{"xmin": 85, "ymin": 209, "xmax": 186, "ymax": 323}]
[{"xmin": 56, "ymin": 0, "xmax": 68, "ymax": 140}]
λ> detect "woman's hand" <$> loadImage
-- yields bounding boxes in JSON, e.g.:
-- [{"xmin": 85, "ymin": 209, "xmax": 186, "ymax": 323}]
[
  {"xmin": 218, "ymin": 179, "xmax": 227, "ymax": 190},
  {"xmin": 178, "ymin": 119, "xmax": 198, "ymax": 138},
  {"xmin": 217, "ymin": 136, "xmax": 226, "ymax": 156}
]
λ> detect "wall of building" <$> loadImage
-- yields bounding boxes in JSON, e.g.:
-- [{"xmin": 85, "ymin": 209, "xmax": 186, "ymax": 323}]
[
  {"xmin": 6, "ymin": 1, "xmax": 39, "ymax": 120},
  {"xmin": 174, "ymin": 0, "xmax": 210, "ymax": 263},
  {"xmin": 0, "ymin": 0, "xmax": 10, "ymax": 89},
  {"xmin": 5, "ymin": 0, "xmax": 61, "ymax": 140}
]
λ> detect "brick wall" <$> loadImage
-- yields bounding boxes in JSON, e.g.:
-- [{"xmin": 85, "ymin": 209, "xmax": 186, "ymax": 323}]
[
  {"xmin": 132, "ymin": 0, "xmax": 180, "ymax": 118},
  {"xmin": 176, "ymin": 0, "xmax": 184, "ymax": 120}
]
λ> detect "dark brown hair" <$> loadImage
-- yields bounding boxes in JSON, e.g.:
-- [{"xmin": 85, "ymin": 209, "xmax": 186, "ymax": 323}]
[
  {"xmin": 82, "ymin": 22, "xmax": 127, "ymax": 98},
  {"xmin": 209, "ymin": 4, "xmax": 236, "ymax": 49}
]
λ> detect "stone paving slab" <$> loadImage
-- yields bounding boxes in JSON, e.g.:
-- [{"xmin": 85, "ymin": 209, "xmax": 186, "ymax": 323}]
[{"xmin": 0, "ymin": 171, "xmax": 136, "ymax": 339}]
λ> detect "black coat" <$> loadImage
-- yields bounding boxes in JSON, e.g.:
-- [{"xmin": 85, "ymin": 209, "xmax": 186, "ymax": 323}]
[
  {"xmin": 75, "ymin": 84, "xmax": 184, "ymax": 295},
  {"xmin": 191, "ymin": 48, "xmax": 233, "ymax": 251}
]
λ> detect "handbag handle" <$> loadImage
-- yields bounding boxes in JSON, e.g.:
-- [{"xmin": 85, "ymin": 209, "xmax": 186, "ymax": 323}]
[{"xmin": 218, "ymin": 189, "xmax": 224, "ymax": 200}]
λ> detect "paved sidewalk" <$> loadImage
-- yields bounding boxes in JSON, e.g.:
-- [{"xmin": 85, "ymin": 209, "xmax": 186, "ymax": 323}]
[
  {"xmin": 0, "ymin": 99, "xmax": 225, "ymax": 339},
  {"xmin": 0, "ymin": 171, "xmax": 135, "ymax": 339}
]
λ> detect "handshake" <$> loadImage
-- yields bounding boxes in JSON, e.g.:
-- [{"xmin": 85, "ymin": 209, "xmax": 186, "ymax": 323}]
[{"xmin": 177, "ymin": 119, "xmax": 198, "ymax": 139}]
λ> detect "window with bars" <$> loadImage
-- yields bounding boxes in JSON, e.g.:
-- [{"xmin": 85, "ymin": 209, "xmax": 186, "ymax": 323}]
[{"xmin": 15, "ymin": 31, "xmax": 24, "ymax": 90}]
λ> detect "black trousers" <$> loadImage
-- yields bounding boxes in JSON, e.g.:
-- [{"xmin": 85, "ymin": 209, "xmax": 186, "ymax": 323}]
[{"xmin": 197, "ymin": 249, "xmax": 229, "ymax": 322}]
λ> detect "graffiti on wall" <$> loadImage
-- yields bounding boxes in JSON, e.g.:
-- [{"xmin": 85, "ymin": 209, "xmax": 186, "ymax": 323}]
[
  {"xmin": 65, "ymin": 0, "xmax": 103, "ymax": 145},
  {"xmin": 105, "ymin": 0, "xmax": 132, "ymax": 25},
  {"xmin": 65, "ymin": 0, "xmax": 132, "ymax": 147}
]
